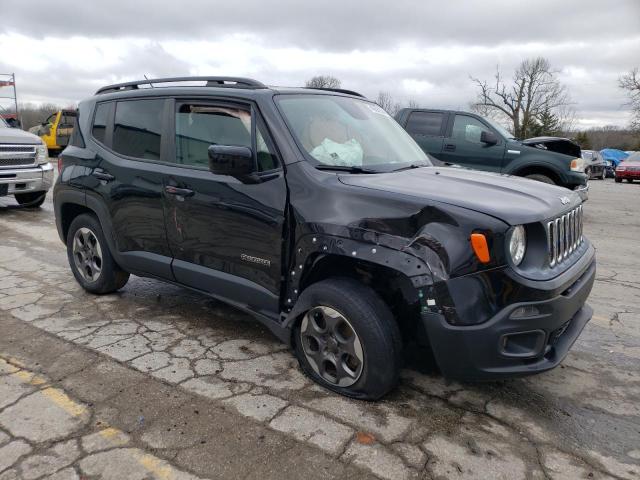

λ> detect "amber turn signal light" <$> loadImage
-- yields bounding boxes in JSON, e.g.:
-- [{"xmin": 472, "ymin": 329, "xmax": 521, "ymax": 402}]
[{"xmin": 470, "ymin": 233, "xmax": 491, "ymax": 264}]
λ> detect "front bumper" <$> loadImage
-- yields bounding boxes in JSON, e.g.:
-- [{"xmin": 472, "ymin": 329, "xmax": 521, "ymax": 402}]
[
  {"xmin": 616, "ymin": 169, "xmax": 640, "ymax": 180},
  {"xmin": 423, "ymin": 249, "xmax": 596, "ymax": 380},
  {"xmin": 0, "ymin": 163, "xmax": 54, "ymax": 196}
]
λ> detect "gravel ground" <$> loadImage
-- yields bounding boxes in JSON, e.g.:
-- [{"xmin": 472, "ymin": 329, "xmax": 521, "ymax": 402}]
[{"xmin": 0, "ymin": 178, "xmax": 638, "ymax": 479}]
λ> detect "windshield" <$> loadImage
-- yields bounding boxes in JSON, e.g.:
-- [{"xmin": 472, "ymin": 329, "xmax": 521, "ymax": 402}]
[
  {"xmin": 276, "ymin": 95, "xmax": 431, "ymax": 172},
  {"xmin": 484, "ymin": 117, "xmax": 515, "ymax": 140}
]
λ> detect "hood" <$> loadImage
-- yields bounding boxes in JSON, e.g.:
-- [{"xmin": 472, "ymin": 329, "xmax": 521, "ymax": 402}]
[
  {"xmin": 521, "ymin": 136, "xmax": 581, "ymax": 158},
  {"xmin": 0, "ymin": 127, "xmax": 42, "ymax": 145},
  {"xmin": 339, "ymin": 166, "xmax": 581, "ymax": 225}
]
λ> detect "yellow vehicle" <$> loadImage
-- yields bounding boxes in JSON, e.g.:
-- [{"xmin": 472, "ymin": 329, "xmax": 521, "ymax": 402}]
[{"xmin": 29, "ymin": 109, "xmax": 76, "ymax": 156}]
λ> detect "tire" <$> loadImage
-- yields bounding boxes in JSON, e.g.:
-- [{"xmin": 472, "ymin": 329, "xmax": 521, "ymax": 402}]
[
  {"xmin": 293, "ymin": 278, "xmax": 402, "ymax": 400},
  {"xmin": 66, "ymin": 213, "xmax": 129, "ymax": 294},
  {"xmin": 601, "ymin": 168, "xmax": 606, "ymax": 180},
  {"xmin": 627, "ymin": 178, "xmax": 634, "ymax": 183},
  {"xmin": 615, "ymin": 177, "xmax": 622, "ymax": 183},
  {"xmin": 585, "ymin": 167, "xmax": 592, "ymax": 179},
  {"xmin": 525, "ymin": 173, "xmax": 556, "ymax": 185},
  {"xmin": 15, "ymin": 191, "xmax": 46, "ymax": 208}
]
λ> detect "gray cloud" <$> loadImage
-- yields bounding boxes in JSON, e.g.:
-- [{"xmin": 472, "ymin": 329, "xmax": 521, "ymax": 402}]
[{"xmin": 1, "ymin": 0, "xmax": 639, "ymax": 128}]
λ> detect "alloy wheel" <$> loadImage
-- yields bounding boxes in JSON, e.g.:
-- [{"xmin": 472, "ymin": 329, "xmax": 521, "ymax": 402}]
[
  {"xmin": 72, "ymin": 227, "xmax": 103, "ymax": 282},
  {"xmin": 300, "ymin": 306, "xmax": 364, "ymax": 387}
]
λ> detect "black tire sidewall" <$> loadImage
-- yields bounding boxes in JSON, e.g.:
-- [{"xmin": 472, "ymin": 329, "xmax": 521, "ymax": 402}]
[
  {"xmin": 293, "ymin": 278, "xmax": 402, "ymax": 400},
  {"xmin": 525, "ymin": 174, "xmax": 555, "ymax": 185},
  {"xmin": 66, "ymin": 214, "xmax": 128, "ymax": 294}
]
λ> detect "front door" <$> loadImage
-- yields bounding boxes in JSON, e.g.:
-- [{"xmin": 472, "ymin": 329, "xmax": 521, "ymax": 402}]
[
  {"xmin": 163, "ymin": 99, "xmax": 287, "ymax": 317},
  {"xmin": 439, "ymin": 114, "xmax": 505, "ymax": 172},
  {"xmin": 404, "ymin": 110, "xmax": 447, "ymax": 158}
]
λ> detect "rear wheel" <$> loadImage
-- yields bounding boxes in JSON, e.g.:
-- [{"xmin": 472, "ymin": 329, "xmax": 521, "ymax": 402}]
[
  {"xmin": 293, "ymin": 278, "xmax": 402, "ymax": 400},
  {"xmin": 585, "ymin": 167, "xmax": 592, "ymax": 179},
  {"xmin": 600, "ymin": 168, "xmax": 606, "ymax": 180},
  {"xmin": 615, "ymin": 177, "xmax": 622, "ymax": 183},
  {"xmin": 66, "ymin": 214, "xmax": 129, "ymax": 294},
  {"xmin": 627, "ymin": 178, "xmax": 634, "ymax": 183},
  {"xmin": 15, "ymin": 191, "xmax": 46, "ymax": 208},
  {"xmin": 525, "ymin": 173, "xmax": 556, "ymax": 185}
]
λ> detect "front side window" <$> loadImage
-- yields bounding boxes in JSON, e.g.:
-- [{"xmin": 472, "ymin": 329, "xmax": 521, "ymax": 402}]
[
  {"xmin": 113, "ymin": 99, "xmax": 164, "ymax": 160},
  {"xmin": 176, "ymin": 104, "xmax": 278, "ymax": 171},
  {"xmin": 452, "ymin": 115, "xmax": 487, "ymax": 144},
  {"xmin": 91, "ymin": 103, "xmax": 110, "ymax": 144},
  {"xmin": 406, "ymin": 111, "xmax": 444, "ymax": 137},
  {"xmin": 276, "ymin": 95, "xmax": 430, "ymax": 171}
]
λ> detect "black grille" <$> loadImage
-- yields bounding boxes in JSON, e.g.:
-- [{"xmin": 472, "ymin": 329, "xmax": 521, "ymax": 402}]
[
  {"xmin": 0, "ymin": 145, "xmax": 35, "ymax": 153},
  {"xmin": 0, "ymin": 157, "xmax": 35, "ymax": 167}
]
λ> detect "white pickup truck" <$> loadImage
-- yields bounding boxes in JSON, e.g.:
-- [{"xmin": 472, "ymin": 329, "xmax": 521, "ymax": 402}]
[{"xmin": 0, "ymin": 116, "xmax": 54, "ymax": 207}]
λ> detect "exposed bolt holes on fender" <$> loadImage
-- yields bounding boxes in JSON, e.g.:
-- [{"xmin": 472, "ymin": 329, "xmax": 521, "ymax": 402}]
[
  {"xmin": 66, "ymin": 213, "xmax": 129, "ymax": 294},
  {"xmin": 293, "ymin": 278, "xmax": 402, "ymax": 400}
]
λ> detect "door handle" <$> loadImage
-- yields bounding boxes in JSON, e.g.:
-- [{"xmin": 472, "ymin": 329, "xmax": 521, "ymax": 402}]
[
  {"xmin": 165, "ymin": 186, "xmax": 194, "ymax": 197},
  {"xmin": 443, "ymin": 143, "xmax": 456, "ymax": 152},
  {"xmin": 93, "ymin": 171, "xmax": 115, "ymax": 182}
]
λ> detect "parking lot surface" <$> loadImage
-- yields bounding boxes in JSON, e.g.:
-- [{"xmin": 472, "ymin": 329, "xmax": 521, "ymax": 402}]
[{"xmin": 1, "ymin": 179, "xmax": 639, "ymax": 480}]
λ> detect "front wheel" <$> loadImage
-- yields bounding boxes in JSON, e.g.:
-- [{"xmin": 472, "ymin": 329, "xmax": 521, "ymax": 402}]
[
  {"xmin": 525, "ymin": 173, "xmax": 556, "ymax": 185},
  {"xmin": 601, "ymin": 168, "xmax": 606, "ymax": 180},
  {"xmin": 615, "ymin": 177, "xmax": 622, "ymax": 183},
  {"xmin": 66, "ymin": 214, "xmax": 129, "ymax": 294},
  {"xmin": 15, "ymin": 191, "xmax": 46, "ymax": 208},
  {"xmin": 627, "ymin": 178, "xmax": 634, "ymax": 183},
  {"xmin": 293, "ymin": 278, "xmax": 402, "ymax": 400}
]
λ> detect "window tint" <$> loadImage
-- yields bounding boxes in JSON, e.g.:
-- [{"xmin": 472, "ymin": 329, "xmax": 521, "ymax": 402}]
[
  {"xmin": 176, "ymin": 104, "xmax": 252, "ymax": 168},
  {"xmin": 405, "ymin": 112, "xmax": 444, "ymax": 136},
  {"xmin": 256, "ymin": 124, "xmax": 278, "ymax": 171},
  {"xmin": 452, "ymin": 115, "xmax": 487, "ymax": 144},
  {"xmin": 113, "ymin": 99, "xmax": 164, "ymax": 160},
  {"xmin": 92, "ymin": 103, "xmax": 110, "ymax": 144}
]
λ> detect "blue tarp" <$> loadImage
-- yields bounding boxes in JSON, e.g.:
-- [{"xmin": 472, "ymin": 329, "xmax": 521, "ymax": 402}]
[{"xmin": 600, "ymin": 148, "xmax": 629, "ymax": 167}]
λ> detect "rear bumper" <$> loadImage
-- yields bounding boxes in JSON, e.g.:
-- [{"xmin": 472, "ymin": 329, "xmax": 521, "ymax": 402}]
[
  {"xmin": 616, "ymin": 170, "xmax": 640, "ymax": 180},
  {"xmin": 423, "ymin": 253, "xmax": 595, "ymax": 381},
  {"xmin": 0, "ymin": 163, "xmax": 54, "ymax": 196}
]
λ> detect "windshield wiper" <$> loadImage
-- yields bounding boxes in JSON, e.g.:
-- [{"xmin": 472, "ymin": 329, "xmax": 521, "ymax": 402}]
[
  {"xmin": 390, "ymin": 163, "xmax": 430, "ymax": 172},
  {"xmin": 315, "ymin": 165, "xmax": 378, "ymax": 174}
]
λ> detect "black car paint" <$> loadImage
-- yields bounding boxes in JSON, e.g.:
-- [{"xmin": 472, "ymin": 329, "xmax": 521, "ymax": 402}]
[
  {"xmin": 395, "ymin": 108, "xmax": 588, "ymax": 192},
  {"xmin": 54, "ymin": 85, "xmax": 595, "ymax": 380}
]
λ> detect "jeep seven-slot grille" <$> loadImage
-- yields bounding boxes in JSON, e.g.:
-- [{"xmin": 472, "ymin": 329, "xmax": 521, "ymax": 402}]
[
  {"xmin": 546, "ymin": 205, "xmax": 583, "ymax": 267},
  {"xmin": 0, "ymin": 145, "xmax": 37, "ymax": 169}
]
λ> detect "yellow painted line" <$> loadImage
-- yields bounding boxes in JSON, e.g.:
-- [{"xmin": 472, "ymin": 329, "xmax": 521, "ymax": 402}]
[
  {"xmin": 0, "ymin": 358, "xmax": 19, "ymax": 374},
  {"xmin": 12, "ymin": 369, "xmax": 47, "ymax": 386},
  {"xmin": 41, "ymin": 387, "xmax": 88, "ymax": 417},
  {"xmin": 135, "ymin": 452, "xmax": 177, "ymax": 480}
]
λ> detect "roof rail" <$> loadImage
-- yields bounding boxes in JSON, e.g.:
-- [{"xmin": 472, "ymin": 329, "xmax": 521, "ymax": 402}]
[
  {"xmin": 96, "ymin": 76, "xmax": 266, "ymax": 95},
  {"xmin": 305, "ymin": 87, "xmax": 366, "ymax": 98}
]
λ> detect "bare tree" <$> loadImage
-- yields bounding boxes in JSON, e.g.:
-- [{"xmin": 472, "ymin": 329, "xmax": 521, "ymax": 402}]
[
  {"xmin": 619, "ymin": 68, "xmax": 640, "ymax": 131},
  {"xmin": 471, "ymin": 57, "xmax": 571, "ymax": 139},
  {"xmin": 305, "ymin": 75, "xmax": 342, "ymax": 89},
  {"xmin": 376, "ymin": 91, "xmax": 402, "ymax": 116}
]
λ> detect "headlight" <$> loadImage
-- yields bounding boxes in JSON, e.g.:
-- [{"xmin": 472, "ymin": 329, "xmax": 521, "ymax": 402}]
[
  {"xmin": 506, "ymin": 225, "xmax": 526, "ymax": 266},
  {"xmin": 36, "ymin": 141, "xmax": 49, "ymax": 165},
  {"xmin": 570, "ymin": 157, "xmax": 584, "ymax": 172},
  {"xmin": 616, "ymin": 165, "xmax": 626, "ymax": 171}
]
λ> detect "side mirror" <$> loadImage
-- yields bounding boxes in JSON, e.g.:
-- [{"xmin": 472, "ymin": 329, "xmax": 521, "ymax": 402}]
[
  {"xmin": 480, "ymin": 130, "xmax": 498, "ymax": 145},
  {"xmin": 208, "ymin": 145, "xmax": 254, "ymax": 177}
]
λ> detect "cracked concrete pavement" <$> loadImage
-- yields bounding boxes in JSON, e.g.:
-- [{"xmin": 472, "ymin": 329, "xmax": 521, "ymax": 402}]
[{"xmin": 0, "ymin": 179, "xmax": 639, "ymax": 479}]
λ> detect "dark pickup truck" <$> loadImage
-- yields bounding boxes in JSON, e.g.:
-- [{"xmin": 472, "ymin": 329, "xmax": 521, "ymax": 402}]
[{"xmin": 395, "ymin": 109, "xmax": 588, "ymax": 200}]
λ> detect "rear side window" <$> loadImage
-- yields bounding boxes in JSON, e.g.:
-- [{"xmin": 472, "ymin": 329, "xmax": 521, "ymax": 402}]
[
  {"xmin": 113, "ymin": 99, "xmax": 164, "ymax": 160},
  {"xmin": 91, "ymin": 103, "xmax": 110, "ymax": 144},
  {"xmin": 406, "ymin": 112, "xmax": 444, "ymax": 136}
]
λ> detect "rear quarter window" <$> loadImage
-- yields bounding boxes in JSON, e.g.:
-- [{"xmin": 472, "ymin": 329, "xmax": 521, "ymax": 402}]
[{"xmin": 91, "ymin": 103, "xmax": 110, "ymax": 144}]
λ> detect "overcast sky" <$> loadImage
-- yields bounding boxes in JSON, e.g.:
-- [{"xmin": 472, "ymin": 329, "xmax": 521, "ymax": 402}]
[{"xmin": 1, "ymin": 0, "xmax": 639, "ymax": 129}]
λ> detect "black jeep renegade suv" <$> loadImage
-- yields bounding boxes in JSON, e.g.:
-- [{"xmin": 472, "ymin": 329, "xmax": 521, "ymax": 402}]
[{"xmin": 54, "ymin": 77, "xmax": 596, "ymax": 399}]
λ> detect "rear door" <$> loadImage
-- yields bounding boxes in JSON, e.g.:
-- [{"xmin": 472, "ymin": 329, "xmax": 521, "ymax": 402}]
[
  {"xmin": 403, "ymin": 110, "xmax": 446, "ymax": 158},
  {"xmin": 86, "ymin": 98, "xmax": 173, "ymax": 279},
  {"xmin": 56, "ymin": 110, "xmax": 76, "ymax": 148},
  {"xmin": 162, "ymin": 98, "xmax": 287, "ymax": 317},
  {"xmin": 439, "ymin": 114, "xmax": 505, "ymax": 172}
]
